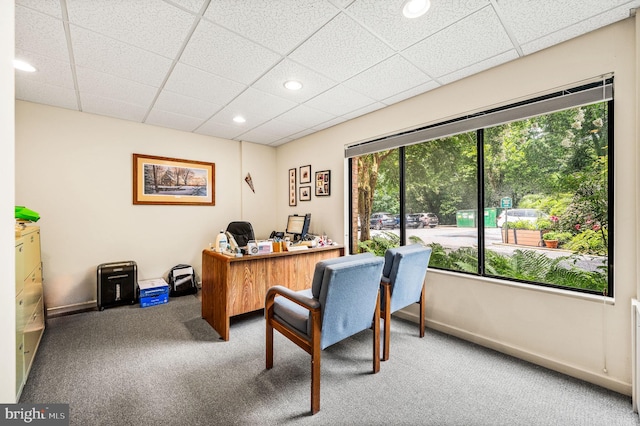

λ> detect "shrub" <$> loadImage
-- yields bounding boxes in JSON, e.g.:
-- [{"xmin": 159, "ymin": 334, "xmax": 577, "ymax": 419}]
[
  {"xmin": 504, "ymin": 220, "xmax": 536, "ymax": 230},
  {"xmin": 357, "ymin": 231, "xmax": 400, "ymax": 256},
  {"xmin": 564, "ymin": 229, "xmax": 607, "ymax": 255}
]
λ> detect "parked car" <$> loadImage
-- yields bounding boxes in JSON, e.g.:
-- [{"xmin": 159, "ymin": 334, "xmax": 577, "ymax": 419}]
[
  {"xmin": 370, "ymin": 212, "xmax": 396, "ymax": 230},
  {"xmin": 496, "ymin": 208, "xmax": 548, "ymax": 227},
  {"xmin": 405, "ymin": 214, "xmax": 422, "ymax": 228},
  {"xmin": 417, "ymin": 212, "xmax": 439, "ymax": 228}
]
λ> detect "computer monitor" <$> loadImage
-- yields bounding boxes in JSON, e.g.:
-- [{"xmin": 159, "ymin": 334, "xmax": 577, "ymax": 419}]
[{"xmin": 285, "ymin": 214, "xmax": 311, "ymax": 241}]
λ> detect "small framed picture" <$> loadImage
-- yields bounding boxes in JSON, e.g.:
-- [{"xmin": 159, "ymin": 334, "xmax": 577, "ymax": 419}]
[
  {"xmin": 315, "ymin": 170, "xmax": 330, "ymax": 196},
  {"xmin": 299, "ymin": 165, "xmax": 311, "ymax": 184},
  {"xmin": 288, "ymin": 168, "xmax": 297, "ymax": 206},
  {"xmin": 299, "ymin": 186, "xmax": 311, "ymax": 201}
]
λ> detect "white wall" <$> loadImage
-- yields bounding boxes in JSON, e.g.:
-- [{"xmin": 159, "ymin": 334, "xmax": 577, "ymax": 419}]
[
  {"xmin": 1, "ymin": 0, "xmax": 16, "ymax": 404},
  {"xmin": 240, "ymin": 141, "xmax": 277, "ymax": 238},
  {"xmin": 276, "ymin": 142, "xmax": 347, "ymax": 244},
  {"xmin": 278, "ymin": 18, "xmax": 638, "ymax": 394},
  {"xmin": 15, "ymin": 102, "xmax": 277, "ymax": 312}
]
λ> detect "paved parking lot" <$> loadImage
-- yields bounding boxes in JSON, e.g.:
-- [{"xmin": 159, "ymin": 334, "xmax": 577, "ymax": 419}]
[{"xmin": 367, "ymin": 226, "xmax": 606, "ymax": 272}]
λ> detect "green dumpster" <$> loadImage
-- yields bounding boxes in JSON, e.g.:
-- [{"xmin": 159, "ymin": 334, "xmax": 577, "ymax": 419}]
[
  {"xmin": 456, "ymin": 209, "xmax": 477, "ymax": 227},
  {"xmin": 484, "ymin": 208, "xmax": 498, "ymax": 228}
]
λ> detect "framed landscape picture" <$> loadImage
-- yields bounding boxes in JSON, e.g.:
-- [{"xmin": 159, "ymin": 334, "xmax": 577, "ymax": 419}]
[
  {"xmin": 315, "ymin": 170, "xmax": 330, "ymax": 196},
  {"xmin": 133, "ymin": 153, "xmax": 215, "ymax": 205}
]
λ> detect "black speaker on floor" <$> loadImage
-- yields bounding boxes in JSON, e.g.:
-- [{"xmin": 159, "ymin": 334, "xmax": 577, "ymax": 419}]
[{"xmin": 97, "ymin": 261, "xmax": 137, "ymax": 310}]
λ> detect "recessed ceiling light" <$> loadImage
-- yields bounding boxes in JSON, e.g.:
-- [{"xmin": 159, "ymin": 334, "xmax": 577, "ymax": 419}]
[
  {"xmin": 402, "ymin": 0, "xmax": 431, "ymax": 19},
  {"xmin": 284, "ymin": 80, "xmax": 303, "ymax": 91},
  {"xmin": 233, "ymin": 115, "xmax": 246, "ymax": 124},
  {"xmin": 13, "ymin": 59, "xmax": 36, "ymax": 72}
]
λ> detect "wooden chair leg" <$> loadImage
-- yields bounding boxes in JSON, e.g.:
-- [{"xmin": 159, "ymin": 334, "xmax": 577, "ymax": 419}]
[
  {"xmin": 266, "ymin": 317, "xmax": 274, "ymax": 369},
  {"xmin": 311, "ymin": 311, "xmax": 321, "ymax": 414},
  {"xmin": 419, "ymin": 283, "xmax": 426, "ymax": 338},
  {"xmin": 382, "ymin": 284, "xmax": 392, "ymax": 361},
  {"xmin": 373, "ymin": 294, "xmax": 380, "ymax": 373}
]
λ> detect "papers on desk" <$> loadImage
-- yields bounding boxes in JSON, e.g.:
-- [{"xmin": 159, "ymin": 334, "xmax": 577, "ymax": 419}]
[{"xmin": 286, "ymin": 245, "xmax": 309, "ymax": 251}]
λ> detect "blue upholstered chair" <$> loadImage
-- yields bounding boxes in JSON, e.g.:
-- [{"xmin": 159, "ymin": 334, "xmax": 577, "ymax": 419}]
[
  {"xmin": 265, "ymin": 253, "xmax": 384, "ymax": 414},
  {"xmin": 380, "ymin": 244, "xmax": 432, "ymax": 361}
]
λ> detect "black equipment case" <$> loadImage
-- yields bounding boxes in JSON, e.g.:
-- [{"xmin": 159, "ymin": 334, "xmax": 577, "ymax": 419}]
[{"xmin": 97, "ymin": 261, "xmax": 137, "ymax": 310}]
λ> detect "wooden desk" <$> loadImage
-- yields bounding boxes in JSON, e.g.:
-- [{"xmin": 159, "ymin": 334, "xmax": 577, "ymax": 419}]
[{"xmin": 202, "ymin": 245, "xmax": 344, "ymax": 340}]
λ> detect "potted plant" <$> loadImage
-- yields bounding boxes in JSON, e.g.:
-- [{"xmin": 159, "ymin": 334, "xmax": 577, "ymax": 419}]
[{"xmin": 543, "ymin": 231, "xmax": 559, "ymax": 248}]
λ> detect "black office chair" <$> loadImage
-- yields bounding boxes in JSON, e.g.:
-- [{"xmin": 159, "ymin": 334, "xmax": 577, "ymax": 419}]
[{"xmin": 225, "ymin": 221, "xmax": 255, "ymax": 247}]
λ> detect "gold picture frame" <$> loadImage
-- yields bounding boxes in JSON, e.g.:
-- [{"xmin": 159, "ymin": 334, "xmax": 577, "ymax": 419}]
[{"xmin": 133, "ymin": 153, "xmax": 215, "ymax": 205}]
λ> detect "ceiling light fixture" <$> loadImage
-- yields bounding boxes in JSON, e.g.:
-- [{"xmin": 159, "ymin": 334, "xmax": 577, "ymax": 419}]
[
  {"xmin": 233, "ymin": 115, "xmax": 246, "ymax": 124},
  {"xmin": 13, "ymin": 59, "xmax": 36, "ymax": 72},
  {"xmin": 284, "ymin": 80, "xmax": 303, "ymax": 91},
  {"xmin": 402, "ymin": 0, "xmax": 431, "ymax": 19}
]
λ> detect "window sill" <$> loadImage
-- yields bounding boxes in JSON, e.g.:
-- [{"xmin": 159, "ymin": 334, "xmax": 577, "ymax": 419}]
[{"xmin": 428, "ymin": 268, "xmax": 614, "ymax": 305}]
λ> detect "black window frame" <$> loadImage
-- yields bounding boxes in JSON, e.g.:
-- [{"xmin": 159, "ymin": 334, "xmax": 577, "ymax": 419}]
[{"xmin": 348, "ymin": 78, "xmax": 614, "ymax": 297}]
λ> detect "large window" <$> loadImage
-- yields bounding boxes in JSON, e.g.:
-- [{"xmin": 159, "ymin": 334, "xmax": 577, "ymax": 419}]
[{"xmin": 349, "ymin": 79, "xmax": 612, "ymax": 296}]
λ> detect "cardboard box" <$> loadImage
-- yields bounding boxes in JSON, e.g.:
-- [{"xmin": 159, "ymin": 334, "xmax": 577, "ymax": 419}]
[{"xmin": 138, "ymin": 278, "xmax": 169, "ymax": 308}]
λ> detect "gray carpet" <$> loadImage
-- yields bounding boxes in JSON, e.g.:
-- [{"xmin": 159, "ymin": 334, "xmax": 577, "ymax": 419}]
[{"xmin": 20, "ymin": 295, "xmax": 640, "ymax": 426}]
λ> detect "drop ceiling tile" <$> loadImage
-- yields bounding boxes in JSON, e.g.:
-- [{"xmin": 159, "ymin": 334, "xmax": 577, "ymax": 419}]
[
  {"xmin": 311, "ymin": 116, "xmax": 348, "ymax": 131},
  {"xmin": 15, "ymin": 6, "xmax": 68, "ymax": 61},
  {"xmin": 275, "ymin": 104, "xmax": 337, "ymax": 128},
  {"xmin": 347, "ymin": 0, "xmax": 489, "ymax": 50},
  {"xmin": 495, "ymin": 0, "xmax": 638, "ymax": 45},
  {"xmin": 243, "ymin": 119, "xmax": 308, "ymax": 140},
  {"xmin": 163, "ymin": 63, "xmax": 246, "ymax": 105},
  {"xmin": 521, "ymin": 5, "xmax": 640, "ymax": 55},
  {"xmin": 16, "ymin": 0, "xmax": 62, "ymax": 18},
  {"xmin": 154, "ymin": 90, "xmax": 222, "ymax": 119},
  {"xmin": 195, "ymin": 119, "xmax": 247, "ymax": 140},
  {"xmin": 14, "ymin": 48, "xmax": 74, "ymax": 89},
  {"xmin": 81, "ymin": 93, "xmax": 148, "ymax": 122},
  {"xmin": 66, "ymin": 0, "xmax": 196, "ymax": 58},
  {"xmin": 438, "ymin": 50, "xmax": 519, "ymax": 85},
  {"xmin": 205, "ymin": 106, "xmax": 271, "ymax": 131},
  {"xmin": 75, "ymin": 66, "xmax": 157, "ymax": 107},
  {"xmin": 289, "ymin": 13, "xmax": 394, "ymax": 81},
  {"xmin": 287, "ymin": 128, "xmax": 318, "ymax": 140},
  {"xmin": 145, "ymin": 109, "xmax": 204, "ymax": 132},
  {"xmin": 341, "ymin": 102, "xmax": 386, "ymax": 120},
  {"xmin": 403, "ymin": 6, "xmax": 513, "ymax": 79},
  {"xmin": 15, "ymin": 79, "xmax": 78, "ymax": 110},
  {"xmin": 180, "ymin": 19, "xmax": 281, "ymax": 85},
  {"xmin": 382, "ymin": 80, "xmax": 440, "ymax": 105},
  {"xmin": 70, "ymin": 26, "xmax": 172, "ymax": 87},
  {"xmin": 223, "ymin": 88, "xmax": 297, "ymax": 122},
  {"xmin": 252, "ymin": 59, "xmax": 337, "ymax": 103},
  {"xmin": 236, "ymin": 127, "xmax": 283, "ymax": 145},
  {"xmin": 305, "ymin": 84, "xmax": 377, "ymax": 116},
  {"xmin": 163, "ymin": 0, "xmax": 207, "ymax": 14},
  {"xmin": 203, "ymin": 0, "xmax": 339, "ymax": 55},
  {"xmin": 343, "ymin": 54, "xmax": 432, "ymax": 101}
]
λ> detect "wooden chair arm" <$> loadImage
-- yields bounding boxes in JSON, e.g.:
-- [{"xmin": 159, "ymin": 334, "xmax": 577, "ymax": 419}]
[{"xmin": 265, "ymin": 285, "xmax": 320, "ymax": 312}]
